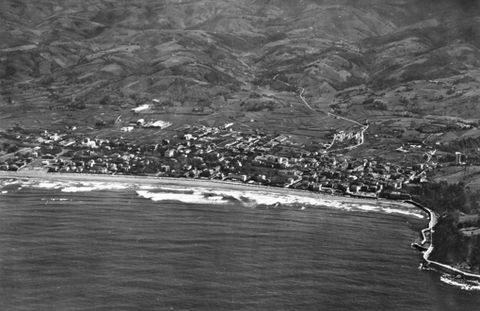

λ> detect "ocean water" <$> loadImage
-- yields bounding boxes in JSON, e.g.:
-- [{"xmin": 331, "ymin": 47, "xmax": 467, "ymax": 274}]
[{"xmin": 1, "ymin": 179, "xmax": 480, "ymax": 311}]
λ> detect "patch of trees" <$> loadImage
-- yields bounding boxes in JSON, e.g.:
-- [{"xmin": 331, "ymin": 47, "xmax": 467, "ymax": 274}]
[
  {"xmin": 430, "ymin": 213, "xmax": 466, "ymax": 265},
  {"xmin": 411, "ymin": 181, "xmax": 480, "ymax": 214},
  {"xmin": 430, "ymin": 211, "xmax": 480, "ymax": 270},
  {"xmin": 3, "ymin": 64, "xmax": 17, "ymax": 79},
  {"xmin": 240, "ymin": 100, "xmax": 275, "ymax": 112},
  {"xmin": 439, "ymin": 137, "xmax": 480, "ymax": 153},
  {"xmin": 362, "ymin": 98, "xmax": 387, "ymax": 110},
  {"xmin": 415, "ymin": 181, "xmax": 480, "ymax": 270},
  {"xmin": 266, "ymin": 32, "xmax": 287, "ymax": 43},
  {"xmin": 416, "ymin": 124, "xmax": 444, "ymax": 134},
  {"xmin": 40, "ymin": 145, "xmax": 62, "ymax": 155},
  {"xmin": 1, "ymin": 143, "xmax": 18, "ymax": 154}
]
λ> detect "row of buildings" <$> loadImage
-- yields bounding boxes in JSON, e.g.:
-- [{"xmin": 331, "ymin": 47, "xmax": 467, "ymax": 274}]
[{"xmin": 0, "ymin": 124, "xmax": 436, "ymax": 200}]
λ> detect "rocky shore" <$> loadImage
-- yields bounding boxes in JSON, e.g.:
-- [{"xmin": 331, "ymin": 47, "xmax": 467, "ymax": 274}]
[{"xmin": 408, "ymin": 200, "xmax": 480, "ymax": 285}]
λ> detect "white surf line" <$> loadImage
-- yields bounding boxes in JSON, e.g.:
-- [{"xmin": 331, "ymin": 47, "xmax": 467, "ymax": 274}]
[{"xmin": 1, "ymin": 171, "xmax": 420, "ymax": 213}]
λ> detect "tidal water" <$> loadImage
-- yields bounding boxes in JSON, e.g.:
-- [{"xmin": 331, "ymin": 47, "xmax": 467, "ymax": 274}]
[{"xmin": 1, "ymin": 184, "xmax": 480, "ymax": 310}]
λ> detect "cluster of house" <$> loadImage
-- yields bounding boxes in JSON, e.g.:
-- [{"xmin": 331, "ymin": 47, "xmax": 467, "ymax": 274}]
[
  {"xmin": 333, "ymin": 130, "xmax": 362, "ymax": 143},
  {"xmin": 0, "ymin": 127, "xmax": 433, "ymax": 199},
  {"xmin": 0, "ymin": 125, "xmax": 439, "ymax": 200},
  {"xmin": 121, "ymin": 118, "xmax": 172, "ymax": 132}
]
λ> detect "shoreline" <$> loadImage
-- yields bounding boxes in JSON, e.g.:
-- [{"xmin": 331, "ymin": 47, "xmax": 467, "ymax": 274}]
[
  {"xmin": 3, "ymin": 170, "xmax": 480, "ymax": 284},
  {"xmin": 408, "ymin": 200, "xmax": 480, "ymax": 283},
  {"xmin": 0, "ymin": 170, "xmax": 409, "ymax": 209}
]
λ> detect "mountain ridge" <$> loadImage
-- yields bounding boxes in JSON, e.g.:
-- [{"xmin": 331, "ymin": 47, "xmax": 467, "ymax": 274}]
[{"xmin": 1, "ymin": 0, "xmax": 480, "ymax": 136}]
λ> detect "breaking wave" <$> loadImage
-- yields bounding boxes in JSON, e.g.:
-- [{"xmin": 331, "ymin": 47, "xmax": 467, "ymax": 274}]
[
  {"xmin": 0, "ymin": 177, "xmax": 425, "ymax": 219},
  {"xmin": 136, "ymin": 187, "xmax": 425, "ymax": 219},
  {"xmin": 61, "ymin": 183, "xmax": 130, "ymax": 193},
  {"xmin": 136, "ymin": 190, "xmax": 230, "ymax": 205},
  {"xmin": 1, "ymin": 179, "xmax": 133, "ymax": 193}
]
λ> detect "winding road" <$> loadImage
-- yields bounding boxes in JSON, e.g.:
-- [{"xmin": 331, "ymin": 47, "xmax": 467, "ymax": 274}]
[{"xmin": 271, "ymin": 75, "xmax": 369, "ymax": 151}]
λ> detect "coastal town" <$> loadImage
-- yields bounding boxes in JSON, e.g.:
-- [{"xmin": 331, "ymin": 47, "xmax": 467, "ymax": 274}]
[
  {"xmin": 6, "ymin": 116, "xmax": 480, "ymax": 281},
  {"xmin": 0, "ymin": 118, "xmax": 447, "ymax": 202},
  {"xmin": 4, "ymin": 0, "xmax": 480, "ymax": 307}
]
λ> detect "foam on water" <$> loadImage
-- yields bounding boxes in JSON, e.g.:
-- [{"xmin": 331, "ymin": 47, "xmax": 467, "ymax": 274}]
[
  {"xmin": 136, "ymin": 186, "xmax": 425, "ymax": 219},
  {"xmin": 20, "ymin": 180, "xmax": 132, "ymax": 193},
  {"xmin": 37, "ymin": 181, "xmax": 63, "ymax": 189},
  {"xmin": 348, "ymin": 203, "xmax": 424, "ymax": 219},
  {"xmin": 1, "ymin": 177, "xmax": 425, "ymax": 219},
  {"xmin": 61, "ymin": 182, "xmax": 130, "ymax": 192},
  {"xmin": 440, "ymin": 274, "xmax": 480, "ymax": 291},
  {"xmin": 382, "ymin": 206, "xmax": 425, "ymax": 219},
  {"xmin": 0, "ymin": 179, "xmax": 22, "ymax": 187},
  {"xmin": 136, "ymin": 190, "xmax": 230, "ymax": 205}
]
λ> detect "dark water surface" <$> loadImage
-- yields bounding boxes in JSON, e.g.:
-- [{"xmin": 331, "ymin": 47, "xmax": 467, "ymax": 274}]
[{"xmin": 1, "ymin": 188, "xmax": 479, "ymax": 310}]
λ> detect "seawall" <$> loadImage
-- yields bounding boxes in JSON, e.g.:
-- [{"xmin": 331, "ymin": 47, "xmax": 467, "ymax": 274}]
[{"xmin": 406, "ymin": 200, "xmax": 480, "ymax": 282}]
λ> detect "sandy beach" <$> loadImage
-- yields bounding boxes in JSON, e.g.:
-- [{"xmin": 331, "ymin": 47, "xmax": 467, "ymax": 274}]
[{"xmin": 0, "ymin": 171, "xmax": 415, "ymax": 211}]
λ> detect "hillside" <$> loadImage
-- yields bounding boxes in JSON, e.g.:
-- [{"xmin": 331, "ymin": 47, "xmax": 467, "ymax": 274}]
[{"xmin": 1, "ymin": 0, "xmax": 480, "ymax": 156}]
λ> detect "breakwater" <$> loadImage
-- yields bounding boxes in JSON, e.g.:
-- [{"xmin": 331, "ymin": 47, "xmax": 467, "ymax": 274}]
[{"xmin": 406, "ymin": 200, "xmax": 480, "ymax": 282}]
